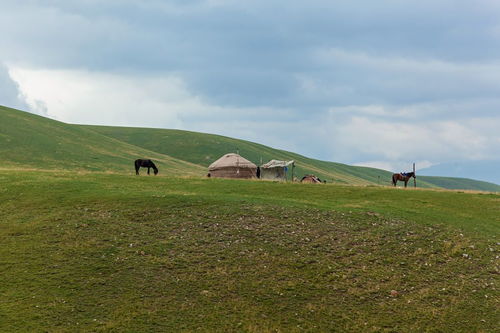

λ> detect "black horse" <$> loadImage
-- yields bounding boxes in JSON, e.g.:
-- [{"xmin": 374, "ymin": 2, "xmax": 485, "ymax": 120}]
[
  {"xmin": 135, "ymin": 159, "xmax": 158, "ymax": 175},
  {"xmin": 392, "ymin": 171, "xmax": 415, "ymax": 188}
]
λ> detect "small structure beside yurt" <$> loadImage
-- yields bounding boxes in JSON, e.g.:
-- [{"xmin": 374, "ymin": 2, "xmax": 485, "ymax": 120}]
[
  {"xmin": 301, "ymin": 174, "xmax": 322, "ymax": 184},
  {"xmin": 260, "ymin": 160, "xmax": 294, "ymax": 181},
  {"xmin": 208, "ymin": 153, "xmax": 257, "ymax": 179}
]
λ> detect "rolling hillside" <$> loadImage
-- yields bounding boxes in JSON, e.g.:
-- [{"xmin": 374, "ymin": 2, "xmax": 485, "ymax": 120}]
[
  {"xmin": 418, "ymin": 175, "xmax": 500, "ymax": 192},
  {"xmin": 84, "ymin": 125, "xmax": 500, "ymax": 191},
  {"xmin": 1, "ymin": 106, "xmax": 499, "ymax": 331},
  {"xmin": 1, "ymin": 170, "xmax": 498, "ymax": 331},
  {"xmin": 82, "ymin": 126, "xmax": 389, "ymax": 185},
  {"xmin": 0, "ymin": 105, "xmax": 204, "ymax": 175},
  {"xmin": 1, "ymin": 105, "xmax": 499, "ymax": 191}
]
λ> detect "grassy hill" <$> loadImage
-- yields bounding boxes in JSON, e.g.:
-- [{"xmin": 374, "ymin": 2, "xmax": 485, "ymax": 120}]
[
  {"xmin": 1, "ymin": 170, "xmax": 498, "ymax": 332},
  {"xmin": 82, "ymin": 125, "xmax": 389, "ymax": 186},
  {"xmin": 0, "ymin": 105, "xmax": 204, "ymax": 175},
  {"xmin": 417, "ymin": 175, "xmax": 500, "ymax": 192},
  {"xmin": 84, "ymin": 125, "xmax": 500, "ymax": 192},
  {"xmin": 1, "ymin": 106, "xmax": 498, "ymax": 331},
  {"xmin": 1, "ymin": 105, "xmax": 499, "ymax": 191}
]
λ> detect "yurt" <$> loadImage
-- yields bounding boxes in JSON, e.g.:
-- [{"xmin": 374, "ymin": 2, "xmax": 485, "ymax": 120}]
[
  {"xmin": 260, "ymin": 160, "xmax": 294, "ymax": 181},
  {"xmin": 208, "ymin": 153, "xmax": 257, "ymax": 179}
]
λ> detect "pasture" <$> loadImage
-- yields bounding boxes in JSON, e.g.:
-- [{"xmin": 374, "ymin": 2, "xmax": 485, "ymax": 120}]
[
  {"xmin": 2, "ymin": 105, "xmax": 500, "ymax": 192},
  {"xmin": 0, "ymin": 170, "xmax": 498, "ymax": 332}
]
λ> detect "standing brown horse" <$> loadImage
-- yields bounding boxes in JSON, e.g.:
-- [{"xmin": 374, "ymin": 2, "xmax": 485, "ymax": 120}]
[{"xmin": 392, "ymin": 172, "xmax": 415, "ymax": 187}]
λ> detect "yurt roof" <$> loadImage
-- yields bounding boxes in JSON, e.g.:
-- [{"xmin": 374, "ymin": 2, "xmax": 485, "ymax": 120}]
[{"xmin": 209, "ymin": 153, "xmax": 257, "ymax": 170}]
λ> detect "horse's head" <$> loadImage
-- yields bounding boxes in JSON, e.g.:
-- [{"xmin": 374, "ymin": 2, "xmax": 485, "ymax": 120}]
[{"xmin": 154, "ymin": 169, "xmax": 159, "ymax": 175}]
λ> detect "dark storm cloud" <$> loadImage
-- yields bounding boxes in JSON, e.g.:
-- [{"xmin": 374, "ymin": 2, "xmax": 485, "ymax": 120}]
[{"xmin": 3, "ymin": 0, "xmax": 500, "ymax": 110}]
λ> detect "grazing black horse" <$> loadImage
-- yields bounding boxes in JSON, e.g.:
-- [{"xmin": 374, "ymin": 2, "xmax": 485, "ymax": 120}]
[
  {"xmin": 134, "ymin": 159, "xmax": 158, "ymax": 175},
  {"xmin": 392, "ymin": 171, "xmax": 415, "ymax": 188}
]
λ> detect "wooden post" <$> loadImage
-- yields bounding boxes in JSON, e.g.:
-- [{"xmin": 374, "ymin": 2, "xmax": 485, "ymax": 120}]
[
  {"xmin": 291, "ymin": 162, "xmax": 295, "ymax": 182},
  {"xmin": 413, "ymin": 163, "xmax": 416, "ymax": 188}
]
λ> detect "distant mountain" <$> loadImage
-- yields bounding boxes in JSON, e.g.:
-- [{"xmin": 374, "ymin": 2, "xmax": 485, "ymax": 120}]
[
  {"xmin": 1, "ymin": 105, "xmax": 499, "ymax": 192},
  {"xmin": 419, "ymin": 161, "xmax": 500, "ymax": 185}
]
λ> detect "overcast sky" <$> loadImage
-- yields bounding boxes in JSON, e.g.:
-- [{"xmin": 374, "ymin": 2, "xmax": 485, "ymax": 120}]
[{"xmin": 1, "ymin": 0, "xmax": 499, "ymax": 183}]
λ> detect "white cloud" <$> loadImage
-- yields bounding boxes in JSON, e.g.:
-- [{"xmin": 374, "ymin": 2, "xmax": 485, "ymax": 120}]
[
  {"xmin": 7, "ymin": 66, "xmax": 301, "ymax": 151},
  {"xmin": 0, "ymin": 63, "xmax": 31, "ymax": 111},
  {"xmin": 314, "ymin": 47, "xmax": 500, "ymax": 74},
  {"xmin": 7, "ymin": 65, "xmax": 500, "ymax": 178},
  {"xmin": 354, "ymin": 160, "xmax": 434, "ymax": 173},
  {"xmin": 9, "ymin": 66, "xmax": 203, "ymax": 128},
  {"xmin": 328, "ymin": 104, "xmax": 418, "ymax": 119},
  {"xmin": 325, "ymin": 112, "xmax": 499, "ymax": 165}
]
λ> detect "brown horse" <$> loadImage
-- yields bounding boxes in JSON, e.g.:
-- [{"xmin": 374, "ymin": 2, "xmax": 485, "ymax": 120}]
[
  {"xmin": 135, "ymin": 159, "xmax": 158, "ymax": 175},
  {"xmin": 392, "ymin": 171, "xmax": 415, "ymax": 187}
]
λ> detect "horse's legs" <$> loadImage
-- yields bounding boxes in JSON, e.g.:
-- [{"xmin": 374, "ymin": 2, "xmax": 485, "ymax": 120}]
[
  {"xmin": 135, "ymin": 163, "xmax": 140, "ymax": 175},
  {"xmin": 147, "ymin": 167, "xmax": 150, "ymax": 175}
]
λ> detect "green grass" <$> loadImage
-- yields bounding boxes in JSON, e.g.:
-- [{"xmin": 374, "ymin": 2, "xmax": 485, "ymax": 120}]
[
  {"xmin": 1, "ymin": 105, "xmax": 498, "ymax": 331},
  {"xmin": 83, "ymin": 124, "xmax": 500, "ymax": 191},
  {"xmin": 0, "ymin": 105, "xmax": 204, "ymax": 175},
  {"xmin": 1, "ymin": 170, "xmax": 498, "ymax": 332},
  {"xmin": 417, "ymin": 175, "xmax": 500, "ymax": 192},
  {"xmin": 2, "ymin": 105, "xmax": 499, "ymax": 191},
  {"xmin": 81, "ymin": 125, "xmax": 419, "ymax": 187}
]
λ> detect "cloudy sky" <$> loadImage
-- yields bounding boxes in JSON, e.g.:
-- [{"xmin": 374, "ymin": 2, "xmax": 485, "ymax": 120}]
[{"xmin": 1, "ymin": 0, "xmax": 499, "ymax": 184}]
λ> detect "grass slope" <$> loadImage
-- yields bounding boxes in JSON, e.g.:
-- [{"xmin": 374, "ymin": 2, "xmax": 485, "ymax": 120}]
[
  {"xmin": 418, "ymin": 175, "xmax": 500, "ymax": 192},
  {"xmin": 0, "ymin": 106, "xmax": 204, "ymax": 175},
  {"xmin": 84, "ymin": 125, "xmax": 500, "ymax": 192},
  {"xmin": 1, "ymin": 105, "xmax": 498, "ymax": 191},
  {"xmin": 83, "ymin": 126, "xmax": 384, "ymax": 185},
  {"xmin": 0, "ymin": 170, "xmax": 498, "ymax": 332}
]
